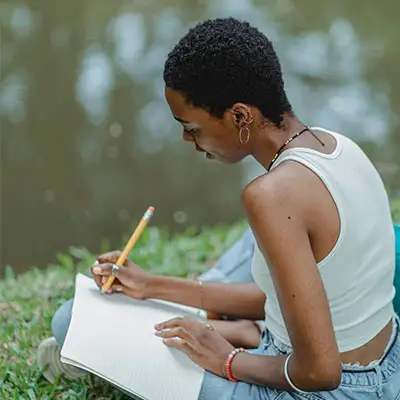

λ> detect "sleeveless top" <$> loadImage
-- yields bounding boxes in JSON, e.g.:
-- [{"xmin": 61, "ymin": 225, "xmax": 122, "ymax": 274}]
[{"xmin": 251, "ymin": 127, "xmax": 396, "ymax": 352}]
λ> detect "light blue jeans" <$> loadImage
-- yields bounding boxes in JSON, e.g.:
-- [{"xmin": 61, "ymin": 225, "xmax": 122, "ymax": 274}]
[
  {"xmin": 52, "ymin": 228, "xmax": 400, "ymax": 399},
  {"xmin": 199, "ymin": 316, "xmax": 400, "ymax": 400}
]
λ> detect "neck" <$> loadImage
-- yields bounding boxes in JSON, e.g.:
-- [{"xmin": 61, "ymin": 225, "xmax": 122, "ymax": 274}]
[{"xmin": 251, "ymin": 114, "xmax": 307, "ymax": 168}]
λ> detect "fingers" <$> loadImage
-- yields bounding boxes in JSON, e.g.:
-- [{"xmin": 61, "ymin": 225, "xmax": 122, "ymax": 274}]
[
  {"xmin": 156, "ymin": 316, "xmax": 217, "ymax": 348},
  {"xmin": 92, "ymin": 272, "xmax": 118, "ymax": 290},
  {"xmin": 155, "ymin": 316, "xmax": 185, "ymax": 331},
  {"xmin": 154, "ymin": 320, "xmax": 197, "ymax": 352},
  {"xmin": 155, "ymin": 317, "xmax": 216, "ymax": 359},
  {"xmin": 111, "ymin": 284, "xmax": 124, "ymax": 293},
  {"xmin": 91, "ymin": 262, "xmax": 127, "ymax": 292},
  {"xmin": 90, "ymin": 263, "xmax": 111, "ymax": 288},
  {"xmin": 161, "ymin": 337, "xmax": 197, "ymax": 353},
  {"xmin": 101, "ymin": 283, "xmax": 125, "ymax": 295},
  {"xmin": 155, "ymin": 316, "xmax": 203, "ymax": 331},
  {"xmin": 91, "ymin": 263, "xmax": 112, "ymax": 277},
  {"xmin": 91, "ymin": 262, "xmax": 127, "ymax": 278},
  {"xmin": 155, "ymin": 326, "xmax": 195, "ymax": 343},
  {"xmin": 92, "ymin": 271, "xmax": 105, "ymax": 288},
  {"xmin": 96, "ymin": 250, "xmax": 136, "ymax": 269},
  {"xmin": 97, "ymin": 251, "xmax": 122, "ymax": 264}
]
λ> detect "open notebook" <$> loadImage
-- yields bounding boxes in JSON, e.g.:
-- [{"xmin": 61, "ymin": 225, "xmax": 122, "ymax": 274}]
[{"xmin": 61, "ymin": 274, "xmax": 205, "ymax": 400}]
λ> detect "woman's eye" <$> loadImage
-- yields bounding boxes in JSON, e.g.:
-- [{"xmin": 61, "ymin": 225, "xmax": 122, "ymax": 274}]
[{"xmin": 186, "ymin": 127, "xmax": 197, "ymax": 135}]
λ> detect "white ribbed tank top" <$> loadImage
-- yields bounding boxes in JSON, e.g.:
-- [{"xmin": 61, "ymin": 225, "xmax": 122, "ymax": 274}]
[{"xmin": 251, "ymin": 127, "xmax": 396, "ymax": 352}]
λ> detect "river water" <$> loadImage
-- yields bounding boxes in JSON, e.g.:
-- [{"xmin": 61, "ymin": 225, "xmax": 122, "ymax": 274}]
[{"xmin": 1, "ymin": 0, "xmax": 399, "ymax": 272}]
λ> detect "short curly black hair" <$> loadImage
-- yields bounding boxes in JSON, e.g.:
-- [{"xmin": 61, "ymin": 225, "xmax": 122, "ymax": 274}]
[{"xmin": 163, "ymin": 17, "xmax": 293, "ymax": 127}]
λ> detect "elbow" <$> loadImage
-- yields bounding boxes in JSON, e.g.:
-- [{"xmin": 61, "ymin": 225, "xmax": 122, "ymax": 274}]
[
  {"xmin": 293, "ymin": 355, "xmax": 342, "ymax": 392},
  {"xmin": 305, "ymin": 363, "xmax": 342, "ymax": 391},
  {"xmin": 314, "ymin": 371, "xmax": 341, "ymax": 391}
]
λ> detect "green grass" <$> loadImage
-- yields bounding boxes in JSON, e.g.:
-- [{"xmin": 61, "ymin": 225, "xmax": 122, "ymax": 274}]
[
  {"xmin": 0, "ymin": 222, "xmax": 246, "ymax": 399},
  {"xmin": 1, "ymin": 197, "xmax": 399, "ymax": 399},
  {"xmin": 391, "ymin": 197, "xmax": 400, "ymax": 223}
]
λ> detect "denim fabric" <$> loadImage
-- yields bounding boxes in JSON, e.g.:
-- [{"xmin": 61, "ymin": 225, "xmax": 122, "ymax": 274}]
[
  {"xmin": 52, "ymin": 298, "xmax": 73, "ymax": 348},
  {"xmin": 52, "ymin": 300, "xmax": 400, "ymax": 399},
  {"xmin": 199, "ymin": 228, "xmax": 255, "ymax": 283},
  {"xmin": 199, "ymin": 316, "xmax": 400, "ymax": 400}
]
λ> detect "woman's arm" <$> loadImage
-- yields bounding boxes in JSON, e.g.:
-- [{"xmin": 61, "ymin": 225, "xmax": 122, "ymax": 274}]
[
  {"xmin": 209, "ymin": 320, "xmax": 262, "ymax": 348},
  {"xmin": 156, "ymin": 163, "xmax": 342, "ymax": 391},
  {"xmin": 93, "ymin": 253, "xmax": 266, "ymax": 320},
  {"xmin": 147, "ymin": 276, "xmax": 266, "ymax": 320},
  {"xmin": 233, "ymin": 165, "xmax": 342, "ymax": 391}
]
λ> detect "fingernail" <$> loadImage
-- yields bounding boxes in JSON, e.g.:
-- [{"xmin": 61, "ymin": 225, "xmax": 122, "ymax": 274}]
[
  {"xmin": 92, "ymin": 266, "xmax": 102, "ymax": 275},
  {"xmin": 115, "ymin": 287, "xmax": 123, "ymax": 292},
  {"xmin": 154, "ymin": 330, "xmax": 161, "ymax": 336}
]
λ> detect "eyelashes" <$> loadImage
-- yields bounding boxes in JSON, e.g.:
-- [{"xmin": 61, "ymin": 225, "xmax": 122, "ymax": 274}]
[{"xmin": 184, "ymin": 127, "xmax": 197, "ymax": 136}]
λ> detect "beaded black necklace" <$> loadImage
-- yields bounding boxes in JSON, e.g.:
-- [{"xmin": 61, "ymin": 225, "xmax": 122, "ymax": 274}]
[{"xmin": 266, "ymin": 126, "xmax": 324, "ymax": 171}]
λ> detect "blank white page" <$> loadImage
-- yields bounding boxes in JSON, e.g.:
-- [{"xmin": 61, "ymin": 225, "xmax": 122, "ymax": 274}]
[{"xmin": 61, "ymin": 274, "xmax": 205, "ymax": 400}]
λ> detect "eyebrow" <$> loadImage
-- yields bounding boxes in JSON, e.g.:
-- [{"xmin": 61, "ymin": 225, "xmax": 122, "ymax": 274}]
[{"xmin": 174, "ymin": 115, "xmax": 190, "ymax": 124}]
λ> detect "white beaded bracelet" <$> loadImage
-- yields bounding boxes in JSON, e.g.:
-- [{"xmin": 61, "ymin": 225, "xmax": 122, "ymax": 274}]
[{"xmin": 284, "ymin": 353, "xmax": 308, "ymax": 394}]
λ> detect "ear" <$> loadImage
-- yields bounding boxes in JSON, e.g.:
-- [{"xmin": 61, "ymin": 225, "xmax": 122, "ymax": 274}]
[{"xmin": 230, "ymin": 103, "xmax": 253, "ymax": 128}]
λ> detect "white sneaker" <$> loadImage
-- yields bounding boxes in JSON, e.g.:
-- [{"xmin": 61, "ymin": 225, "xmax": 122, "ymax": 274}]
[{"xmin": 38, "ymin": 337, "xmax": 85, "ymax": 383}]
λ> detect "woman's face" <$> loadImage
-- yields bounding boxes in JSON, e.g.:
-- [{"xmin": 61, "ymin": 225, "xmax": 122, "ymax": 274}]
[{"xmin": 165, "ymin": 86, "xmax": 251, "ymax": 164}]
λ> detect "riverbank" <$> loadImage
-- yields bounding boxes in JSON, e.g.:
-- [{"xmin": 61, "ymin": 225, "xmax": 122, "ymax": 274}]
[
  {"xmin": 0, "ymin": 222, "xmax": 246, "ymax": 399},
  {"xmin": 1, "ymin": 201, "xmax": 399, "ymax": 399}
]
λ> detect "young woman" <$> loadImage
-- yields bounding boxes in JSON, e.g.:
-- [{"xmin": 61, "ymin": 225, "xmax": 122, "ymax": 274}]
[{"xmin": 41, "ymin": 18, "xmax": 400, "ymax": 399}]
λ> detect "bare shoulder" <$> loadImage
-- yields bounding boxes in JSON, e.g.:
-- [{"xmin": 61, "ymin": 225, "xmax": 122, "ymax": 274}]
[{"xmin": 242, "ymin": 160, "xmax": 317, "ymax": 216}]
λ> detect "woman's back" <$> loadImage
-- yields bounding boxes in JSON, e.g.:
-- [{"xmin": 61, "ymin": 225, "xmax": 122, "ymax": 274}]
[{"xmin": 252, "ymin": 127, "xmax": 396, "ymax": 352}]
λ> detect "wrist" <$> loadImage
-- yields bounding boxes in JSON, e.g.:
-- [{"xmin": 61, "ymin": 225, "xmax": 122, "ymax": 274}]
[
  {"xmin": 143, "ymin": 273, "xmax": 165, "ymax": 298},
  {"xmin": 223, "ymin": 348, "xmax": 247, "ymax": 381},
  {"xmin": 144, "ymin": 274, "xmax": 199, "ymax": 301}
]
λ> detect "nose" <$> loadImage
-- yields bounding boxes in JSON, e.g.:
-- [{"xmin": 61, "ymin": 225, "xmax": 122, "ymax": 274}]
[{"xmin": 183, "ymin": 130, "xmax": 195, "ymax": 143}]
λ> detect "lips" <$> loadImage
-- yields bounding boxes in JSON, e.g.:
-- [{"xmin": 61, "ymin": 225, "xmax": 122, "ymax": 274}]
[
  {"xmin": 195, "ymin": 144, "xmax": 205, "ymax": 153},
  {"xmin": 194, "ymin": 144, "xmax": 215, "ymax": 159}
]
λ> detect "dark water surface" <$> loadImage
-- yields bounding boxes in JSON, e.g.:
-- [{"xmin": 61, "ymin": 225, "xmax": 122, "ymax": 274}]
[{"xmin": 1, "ymin": 0, "xmax": 399, "ymax": 272}]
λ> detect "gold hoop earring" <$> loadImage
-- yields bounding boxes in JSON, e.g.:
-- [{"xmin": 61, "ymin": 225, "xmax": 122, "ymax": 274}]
[{"xmin": 239, "ymin": 126, "xmax": 250, "ymax": 145}]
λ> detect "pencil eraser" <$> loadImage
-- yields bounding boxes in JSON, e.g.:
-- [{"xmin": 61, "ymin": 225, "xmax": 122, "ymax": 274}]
[{"xmin": 148, "ymin": 206, "xmax": 155, "ymax": 213}]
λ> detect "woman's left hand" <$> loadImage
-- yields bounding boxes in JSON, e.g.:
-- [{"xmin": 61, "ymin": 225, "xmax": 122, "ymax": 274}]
[{"xmin": 155, "ymin": 316, "xmax": 235, "ymax": 377}]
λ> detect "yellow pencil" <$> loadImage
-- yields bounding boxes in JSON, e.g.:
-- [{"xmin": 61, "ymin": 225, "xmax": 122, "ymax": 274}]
[{"xmin": 101, "ymin": 206, "xmax": 155, "ymax": 293}]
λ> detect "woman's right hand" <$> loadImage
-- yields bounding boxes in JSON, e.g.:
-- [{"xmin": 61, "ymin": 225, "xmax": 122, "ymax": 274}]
[{"xmin": 91, "ymin": 250, "xmax": 153, "ymax": 299}]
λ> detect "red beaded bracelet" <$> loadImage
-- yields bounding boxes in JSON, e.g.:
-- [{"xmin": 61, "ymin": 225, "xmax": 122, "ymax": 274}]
[{"xmin": 224, "ymin": 348, "xmax": 247, "ymax": 382}]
